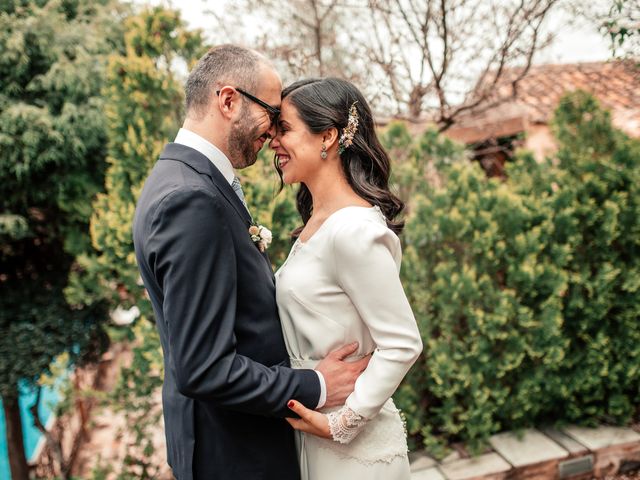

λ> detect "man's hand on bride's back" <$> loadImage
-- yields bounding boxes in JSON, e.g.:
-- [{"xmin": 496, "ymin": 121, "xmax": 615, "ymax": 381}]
[{"xmin": 315, "ymin": 342, "xmax": 371, "ymax": 408}]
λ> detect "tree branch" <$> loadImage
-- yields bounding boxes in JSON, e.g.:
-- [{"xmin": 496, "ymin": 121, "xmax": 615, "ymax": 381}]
[{"xmin": 30, "ymin": 386, "xmax": 70, "ymax": 479}]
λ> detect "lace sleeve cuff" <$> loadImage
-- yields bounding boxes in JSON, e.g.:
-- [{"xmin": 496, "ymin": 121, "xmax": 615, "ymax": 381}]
[{"xmin": 326, "ymin": 405, "xmax": 368, "ymax": 444}]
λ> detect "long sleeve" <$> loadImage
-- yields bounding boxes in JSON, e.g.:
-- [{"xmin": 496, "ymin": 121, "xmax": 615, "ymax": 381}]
[
  {"xmin": 327, "ymin": 217, "xmax": 423, "ymax": 442},
  {"xmin": 146, "ymin": 187, "xmax": 320, "ymax": 417}
]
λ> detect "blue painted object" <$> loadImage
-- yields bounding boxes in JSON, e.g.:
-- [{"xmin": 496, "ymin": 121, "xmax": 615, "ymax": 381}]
[{"xmin": 0, "ymin": 382, "xmax": 60, "ymax": 480}]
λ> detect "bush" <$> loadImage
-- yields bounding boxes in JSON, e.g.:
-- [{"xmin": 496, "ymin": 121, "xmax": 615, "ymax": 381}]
[
  {"xmin": 543, "ymin": 91, "xmax": 640, "ymax": 423},
  {"xmin": 395, "ymin": 91, "xmax": 640, "ymax": 454}
]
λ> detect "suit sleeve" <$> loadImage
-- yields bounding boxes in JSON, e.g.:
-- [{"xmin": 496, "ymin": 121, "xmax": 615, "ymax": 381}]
[{"xmin": 147, "ymin": 187, "xmax": 320, "ymax": 417}]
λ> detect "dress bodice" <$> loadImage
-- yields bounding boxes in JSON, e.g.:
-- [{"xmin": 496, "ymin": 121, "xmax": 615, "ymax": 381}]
[
  {"xmin": 275, "ymin": 206, "xmax": 423, "ymax": 467},
  {"xmin": 275, "ymin": 207, "xmax": 390, "ymax": 364},
  {"xmin": 275, "ymin": 206, "xmax": 422, "ymax": 419}
]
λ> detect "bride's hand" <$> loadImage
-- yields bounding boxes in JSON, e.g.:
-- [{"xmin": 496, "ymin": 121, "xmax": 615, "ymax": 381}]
[{"xmin": 285, "ymin": 400, "xmax": 331, "ymax": 439}]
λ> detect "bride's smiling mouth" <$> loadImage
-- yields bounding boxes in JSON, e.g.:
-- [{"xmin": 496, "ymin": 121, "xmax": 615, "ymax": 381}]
[{"xmin": 276, "ymin": 154, "xmax": 290, "ymax": 169}]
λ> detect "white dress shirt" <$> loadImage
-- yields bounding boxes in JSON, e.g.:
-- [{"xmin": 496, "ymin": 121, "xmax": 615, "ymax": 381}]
[
  {"xmin": 173, "ymin": 128, "xmax": 327, "ymax": 408},
  {"xmin": 174, "ymin": 128, "xmax": 235, "ymax": 184}
]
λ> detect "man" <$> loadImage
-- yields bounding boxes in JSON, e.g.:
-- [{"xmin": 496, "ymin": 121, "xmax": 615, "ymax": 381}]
[{"xmin": 132, "ymin": 45, "xmax": 367, "ymax": 480}]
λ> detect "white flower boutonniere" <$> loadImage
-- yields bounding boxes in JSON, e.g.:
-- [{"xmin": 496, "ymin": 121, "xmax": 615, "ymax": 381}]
[{"xmin": 249, "ymin": 224, "xmax": 272, "ymax": 252}]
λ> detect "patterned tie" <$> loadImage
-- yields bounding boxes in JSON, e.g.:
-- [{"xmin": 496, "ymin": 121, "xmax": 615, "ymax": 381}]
[{"xmin": 231, "ymin": 176, "xmax": 250, "ymax": 214}]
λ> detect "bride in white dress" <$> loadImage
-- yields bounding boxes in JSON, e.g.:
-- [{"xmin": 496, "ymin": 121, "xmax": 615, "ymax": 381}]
[{"xmin": 270, "ymin": 77, "xmax": 423, "ymax": 480}]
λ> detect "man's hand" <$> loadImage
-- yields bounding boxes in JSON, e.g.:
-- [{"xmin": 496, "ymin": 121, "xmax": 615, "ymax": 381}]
[
  {"xmin": 285, "ymin": 400, "xmax": 331, "ymax": 439},
  {"xmin": 315, "ymin": 342, "xmax": 371, "ymax": 408}
]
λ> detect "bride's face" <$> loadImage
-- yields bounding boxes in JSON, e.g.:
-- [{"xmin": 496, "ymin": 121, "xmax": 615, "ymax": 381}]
[{"xmin": 270, "ymin": 98, "xmax": 323, "ymax": 185}]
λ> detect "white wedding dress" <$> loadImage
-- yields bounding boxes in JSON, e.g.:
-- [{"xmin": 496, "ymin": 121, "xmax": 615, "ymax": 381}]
[{"xmin": 275, "ymin": 206, "xmax": 423, "ymax": 480}]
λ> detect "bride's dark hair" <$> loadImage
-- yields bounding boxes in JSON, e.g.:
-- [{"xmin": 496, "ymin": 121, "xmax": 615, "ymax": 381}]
[{"xmin": 277, "ymin": 77, "xmax": 405, "ymax": 236}]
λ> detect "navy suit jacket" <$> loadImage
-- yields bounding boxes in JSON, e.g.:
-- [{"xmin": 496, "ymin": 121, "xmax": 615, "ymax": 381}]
[{"xmin": 133, "ymin": 143, "xmax": 320, "ymax": 480}]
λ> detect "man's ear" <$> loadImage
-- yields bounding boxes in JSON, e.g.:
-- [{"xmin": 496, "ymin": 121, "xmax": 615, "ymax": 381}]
[
  {"xmin": 322, "ymin": 127, "xmax": 339, "ymax": 150},
  {"xmin": 216, "ymin": 86, "xmax": 239, "ymax": 120}
]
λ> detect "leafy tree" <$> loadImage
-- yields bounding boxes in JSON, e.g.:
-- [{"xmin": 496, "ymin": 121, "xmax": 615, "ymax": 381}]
[
  {"xmin": 0, "ymin": 1, "xmax": 125, "ymax": 477},
  {"xmin": 66, "ymin": 6, "xmax": 204, "ymax": 311},
  {"xmin": 65, "ymin": 7, "xmax": 205, "ymax": 477}
]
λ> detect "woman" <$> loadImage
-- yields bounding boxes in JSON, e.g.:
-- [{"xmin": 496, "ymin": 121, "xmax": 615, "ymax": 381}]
[{"xmin": 270, "ymin": 77, "xmax": 423, "ymax": 480}]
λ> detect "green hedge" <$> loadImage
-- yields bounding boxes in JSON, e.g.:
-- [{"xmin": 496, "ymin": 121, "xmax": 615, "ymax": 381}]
[
  {"xmin": 394, "ymin": 91, "xmax": 640, "ymax": 454},
  {"xmin": 241, "ymin": 91, "xmax": 639, "ymax": 455}
]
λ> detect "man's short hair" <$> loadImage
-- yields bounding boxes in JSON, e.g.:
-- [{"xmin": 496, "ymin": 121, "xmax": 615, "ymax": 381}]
[{"xmin": 185, "ymin": 44, "xmax": 265, "ymax": 118}]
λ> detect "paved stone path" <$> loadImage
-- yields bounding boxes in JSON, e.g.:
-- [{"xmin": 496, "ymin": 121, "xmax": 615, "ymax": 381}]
[{"xmin": 410, "ymin": 426, "xmax": 640, "ymax": 479}]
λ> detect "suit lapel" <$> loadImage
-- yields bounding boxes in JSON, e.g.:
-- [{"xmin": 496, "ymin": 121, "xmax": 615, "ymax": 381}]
[
  {"xmin": 159, "ymin": 143, "xmax": 273, "ymax": 272},
  {"xmin": 212, "ymin": 180, "xmax": 253, "ymax": 225},
  {"xmin": 159, "ymin": 143, "xmax": 252, "ymax": 225}
]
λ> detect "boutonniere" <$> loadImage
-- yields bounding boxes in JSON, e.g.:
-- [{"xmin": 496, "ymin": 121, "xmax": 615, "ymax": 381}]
[{"xmin": 249, "ymin": 223, "xmax": 272, "ymax": 252}]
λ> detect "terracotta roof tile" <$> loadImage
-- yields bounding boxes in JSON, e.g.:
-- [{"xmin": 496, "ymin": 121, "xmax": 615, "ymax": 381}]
[{"xmin": 448, "ymin": 60, "xmax": 640, "ymax": 141}]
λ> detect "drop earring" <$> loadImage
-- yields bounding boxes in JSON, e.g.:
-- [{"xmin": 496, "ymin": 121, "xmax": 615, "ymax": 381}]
[{"xmin": 321, "ymin": 143, "xmax": 327, "ymax": 159}]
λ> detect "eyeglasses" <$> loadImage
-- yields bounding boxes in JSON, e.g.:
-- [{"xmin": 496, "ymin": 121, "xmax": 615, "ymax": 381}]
[{"xmin": 216, "ymin": 87, "xmax": 280, "ymax": 125}]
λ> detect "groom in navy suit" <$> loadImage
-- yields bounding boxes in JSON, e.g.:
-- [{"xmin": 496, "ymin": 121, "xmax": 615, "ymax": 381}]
[{"xmin": 133, "ymin": 45, "xmax": 367, "ymax": 480}]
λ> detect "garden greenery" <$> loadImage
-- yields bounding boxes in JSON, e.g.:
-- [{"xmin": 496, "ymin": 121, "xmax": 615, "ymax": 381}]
[
  {"xmin": 242, "ymin": 90, "xmax": 640, "ymax": 454},
  {"xmin": 395, "ymin": 91, "xmax": 640, "ymax": 454},
  {"xmin": 4, "ymin": 4, "xmax": 636, "ymax": 471}
]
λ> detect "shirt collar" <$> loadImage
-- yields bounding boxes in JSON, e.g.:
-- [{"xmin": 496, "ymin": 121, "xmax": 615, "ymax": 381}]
[{"xmin": 174, "ymin": 128, "xmax": 235, "ymax": 185}]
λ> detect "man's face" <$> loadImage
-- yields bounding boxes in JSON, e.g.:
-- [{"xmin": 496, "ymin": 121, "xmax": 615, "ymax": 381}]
[{"xmin": 228, "ymin": 65, "xmax": 282, "ymax": 169}]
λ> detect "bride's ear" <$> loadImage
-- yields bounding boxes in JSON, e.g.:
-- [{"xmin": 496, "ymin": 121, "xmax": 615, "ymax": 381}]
[{"xmin": 322, "ymin": 127, "xmax": 339, "ymax": 150}]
